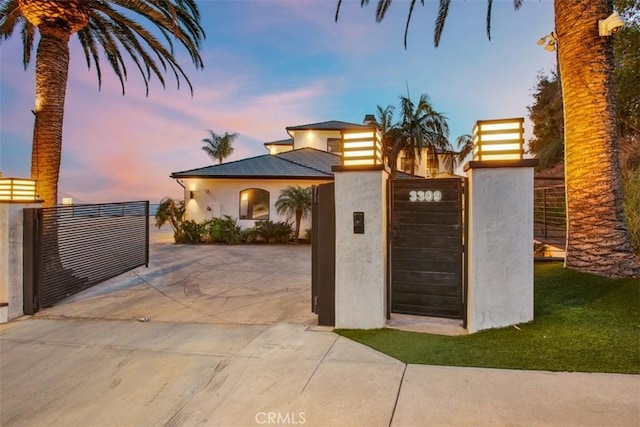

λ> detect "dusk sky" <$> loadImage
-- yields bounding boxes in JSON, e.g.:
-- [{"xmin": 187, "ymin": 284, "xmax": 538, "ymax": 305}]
[{"xmin": 0, "ymin": 0, "xmax": 556, "ymax": 203}]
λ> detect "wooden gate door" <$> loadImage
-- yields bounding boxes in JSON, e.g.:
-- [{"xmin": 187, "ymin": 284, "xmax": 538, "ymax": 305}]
[{"xmin": 389, "ymin": 178, "xmax": 464, "ymax": 319}]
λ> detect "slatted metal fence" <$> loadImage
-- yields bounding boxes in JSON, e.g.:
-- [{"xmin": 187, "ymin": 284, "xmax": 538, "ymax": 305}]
[
  {"xmin": 534, "ymin": 179, "xmax": 566, "ymax": 247},
  {"xmin": 23, "ymin": 201, "xmax": 149, "ymax": 314}
]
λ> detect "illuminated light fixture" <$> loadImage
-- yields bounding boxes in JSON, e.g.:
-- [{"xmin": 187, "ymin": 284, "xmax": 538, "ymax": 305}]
[
  {"xmin": 472, "ymin": 118, "xmax": 524, "ymax": 161},
  {"xmin": 537, "ymin": 31, "xmax": 557, "ymax": 52},
  {"xmin": 62, "ymin": 197, "xmax": 73, "ymax": 205},
  {"xmin": 341, "ymin": 129, "xmax": 383, "ymax": 167},
  {"xmin": 189, "ymin": 191, "xmax": 195, "ymax": 199},
  {"xmin": 599, "ymin": 12, "xmax": 624, "ymax": 36},
  {"xmin": 0, "ymin": 178, "xmax": 37, "ymax": 202}
]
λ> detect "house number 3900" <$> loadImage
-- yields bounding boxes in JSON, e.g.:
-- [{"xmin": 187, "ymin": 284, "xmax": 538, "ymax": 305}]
[{"xmin": 409, "ymin": 190, "xmax": 442, "ymax": 202}]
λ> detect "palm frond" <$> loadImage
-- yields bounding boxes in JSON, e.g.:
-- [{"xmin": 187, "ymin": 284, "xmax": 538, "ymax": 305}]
[
  {"xmin": 403, "ymin": 0, "xmax": 422, "ymax": 49},
  {"xmin": 4, "ymin": 0, "xmax": 205, "ymax": 96},
  {"xmin": 20, "ymin": 21, "xmax": 34, "ymax": 68},
  {"xmin": 434, "ymin": 0, "xmax": 450, "ymax": 47},
  {"xmin": 376, "ymin": 0, "xmax": 392, "ymax": 22},
  {"xmin": 455, "ymin": 134, "xmax": 473, "ymax": 164},
  {"xmin": 335, "ymin": 0, "xmax": 343, "ymax": 22},
  {"xmin": 486, "ymin": 0, "xmax": 493, "ymax": 41}
]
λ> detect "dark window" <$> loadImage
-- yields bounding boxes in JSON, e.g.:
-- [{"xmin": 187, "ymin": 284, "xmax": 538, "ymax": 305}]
[
  {"xmin": 327, "ymin": 138, "xmax": 341, "ymax": 153},
  {"xmin": 240, "ymin": 189, "xmax": 270, "ymax": 220}
]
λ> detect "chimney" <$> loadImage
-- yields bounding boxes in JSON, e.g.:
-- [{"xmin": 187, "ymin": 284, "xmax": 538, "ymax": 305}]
[{"xmin": 363, "ymin": 114, "xmax": 376, "ymax": 126}]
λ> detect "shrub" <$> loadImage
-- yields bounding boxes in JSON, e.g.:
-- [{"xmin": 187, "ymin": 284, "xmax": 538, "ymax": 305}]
[
  {"xmin": 255, "ymin": 220, "xmax": 293, "ymax": 243},
  {"xmin": 178, "ymin": 219, "xmax": 205, "ymax": 243},
  {"xmin": 204, "ymin": 215, "xmax": 242, "ymax": 244},
  {"xmin": 240, "ymin": 227, "xmax": 259, "ymax": 243}
]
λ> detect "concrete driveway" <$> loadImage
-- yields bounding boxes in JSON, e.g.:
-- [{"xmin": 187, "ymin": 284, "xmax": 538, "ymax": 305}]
[
  {"xmin": 35, "ymin": 226, "xmax": 316, "ymax": 325},
  {"xmin": 1, "ymin": 226, "xmax": 638, "ymax": 426}
]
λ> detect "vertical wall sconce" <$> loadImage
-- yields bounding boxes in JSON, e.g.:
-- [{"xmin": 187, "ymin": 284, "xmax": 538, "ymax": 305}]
[{"xmin": 189, "ymin": 191, "xmax": 195, "ymax": 199}]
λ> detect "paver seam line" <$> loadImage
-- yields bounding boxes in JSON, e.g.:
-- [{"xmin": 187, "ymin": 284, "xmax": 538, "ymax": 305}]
[
  {"xmin": 2, "ymin": 337, "xmax": 236, "ymax": 358},
  {"xmin": 300, "ymin": 333, "xmax": 340, "ymax": 394},
  {"xmin": 388, "ymin": 363, "xmax": 408, "ymax": 427}
]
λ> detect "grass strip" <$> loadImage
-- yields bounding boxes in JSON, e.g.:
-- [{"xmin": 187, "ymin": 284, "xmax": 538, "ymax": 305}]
[{"xmin": 337, "ymin": 262, "xmax": 640, "ymax": 374}]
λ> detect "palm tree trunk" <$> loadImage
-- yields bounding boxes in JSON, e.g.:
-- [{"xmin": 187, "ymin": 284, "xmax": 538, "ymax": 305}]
[
  {"xmin": 555, "ymin": 0, "xmax": 639, "ymax": 277},
  {"xmin": 30, "ymin": 23, "xmax": 70, "ymax": 207}
]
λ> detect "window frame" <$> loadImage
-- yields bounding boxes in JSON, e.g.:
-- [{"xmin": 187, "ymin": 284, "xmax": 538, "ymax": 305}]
[{"xmin": 239, "ymin": 188, "xmax": 270, "ymax": 220}]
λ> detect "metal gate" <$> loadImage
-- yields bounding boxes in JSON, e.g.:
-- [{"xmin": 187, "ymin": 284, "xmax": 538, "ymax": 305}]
[
  {"xmin": 23, "ymin": 201, "xmax": 149, "ymax": 314},
  {"xmin": 389, "ymin": 178, "xmax": 465, "ymax": 320}
]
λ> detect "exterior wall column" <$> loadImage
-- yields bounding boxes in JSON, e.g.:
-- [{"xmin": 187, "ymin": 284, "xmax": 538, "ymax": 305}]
[
  {"xmin": 464, "ymin": 159, "xmax": 538, "ymax": 333},
  {"xmin": 332, "ymin": 165, "xmax": 388, "ymax": 329},
  {"xmin": 0, "ymin": 202, "xmax": 42, "ymax": 322}
]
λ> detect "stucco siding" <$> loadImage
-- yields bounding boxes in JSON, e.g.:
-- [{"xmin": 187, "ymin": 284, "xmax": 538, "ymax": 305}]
[
  {"xmin": 292, "ymin": 130, "xmax": 342, "ymax": 152},
  {"xmin": 181, "ymin": 178, "xmax": 330, "ymax": 232}
]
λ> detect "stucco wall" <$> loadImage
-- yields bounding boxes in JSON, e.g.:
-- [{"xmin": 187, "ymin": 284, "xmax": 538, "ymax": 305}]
[
  {"xmin": 466, "ymin": 165, "xmax": 535, "ymax": 333},
  {"xmin": 182, "ymin": 178, "xmax": 331, "ymax": 232},
  {"xmin": 292, "ymin": 130, "xmax": 342, "ymax": 152},
  {"xmin": 334, "ymin": 169, "xmax": 388, "ymax": 329}
]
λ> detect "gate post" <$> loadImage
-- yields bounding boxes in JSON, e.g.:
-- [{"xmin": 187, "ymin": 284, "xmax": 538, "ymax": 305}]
[
  {"xmin": 464, "ymin": 159, "xmax": 538, "ymax": 333},
  {"xmin": 0, "ymin": 202, "xmax": 42, "ymax": 322},
  {"xmin": 331, "ymin": 165, "xmax": 388, "ymax": 329}
]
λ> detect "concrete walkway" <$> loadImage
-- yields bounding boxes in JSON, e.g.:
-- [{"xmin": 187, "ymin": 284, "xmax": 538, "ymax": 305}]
[{"xmin": 1, "ymin": 227, "xmax": 638, "ymax": 426}]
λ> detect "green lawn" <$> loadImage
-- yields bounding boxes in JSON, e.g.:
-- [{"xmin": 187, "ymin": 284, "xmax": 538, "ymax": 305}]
[{"xmin": 337, "ymin": 262, "xmax": 640, "ymax": 374}]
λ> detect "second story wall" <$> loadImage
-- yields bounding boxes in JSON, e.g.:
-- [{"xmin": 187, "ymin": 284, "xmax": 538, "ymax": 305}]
[{"xmin": 292, "ymin": 130, "xmax": 342, "ymax": 153}]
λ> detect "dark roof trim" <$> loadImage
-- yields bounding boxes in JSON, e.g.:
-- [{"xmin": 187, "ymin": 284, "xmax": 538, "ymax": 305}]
[
  {"xmin": 172, "ymin": 175, "xmax": 333, "ymax": 180},
  {"xmin": 286, "ymin": 120, "xmax": 374, "ymax": 132},
  {"xmin": 263, "ymin": 138, "xmax": 293, "ymax": 146}
]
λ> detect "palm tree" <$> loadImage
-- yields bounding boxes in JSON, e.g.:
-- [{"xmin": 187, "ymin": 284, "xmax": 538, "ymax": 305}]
[
  {"xmin": 275, "ymin": 185, "xmax": 312, "ymax": 241},
  {"xmin": 397, "ymin": 93, "xmax": 451, "ymax": 177},
  {"xmin": 155, "ymin": 197, "xmax": 186, "ymax": 242},
  {"xmin": 0, "ymin": 0, "xmax": 205, "ymax": 207},
  {"xmin": 201, "ymin": 130, "xmax": 237, "ymax": 164},
  {"xmin": 455, "ymin": 134, "xmax": 473, "ymax": 166},
  {"xmin": 336, "ymin": 0, "xmax": 639, "ymax": 278},
  {"xmin": 373, "ymin": 105, "xmax": 401, "ymax": 178}
]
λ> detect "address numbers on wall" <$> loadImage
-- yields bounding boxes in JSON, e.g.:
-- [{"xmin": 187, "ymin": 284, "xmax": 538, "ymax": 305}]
[{"xmin": 409, "ymin": 190, "xmax": 442, "ymax": 202}]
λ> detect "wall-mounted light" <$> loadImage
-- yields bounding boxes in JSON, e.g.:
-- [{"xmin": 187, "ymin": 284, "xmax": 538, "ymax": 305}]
[
  {"xmin": 341, "ymin": 130, "xmax": 383, "ymax": 167},
  {"xmin": 0, "ymin": 178, "xmax": 37, "ymax": 202},
  {"xmin": 599, "ymin": 12, "xmax": 624, "ymax": 36},
  {"xmin": 189, "ymin": 191, "xmax": 195, "ymax": 199},
  {"xmin": 537, "ymin": 31, "xmax": 557, "ymax": 52},
  {"xmin": 204, "ymin": 189, "xmax": 210, "ymax": 194},
  {"xmin": 472, "ymin": 118, "xmax": 524, "ymax": 161}
]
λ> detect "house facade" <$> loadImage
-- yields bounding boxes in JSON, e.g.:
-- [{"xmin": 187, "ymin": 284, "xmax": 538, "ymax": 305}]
[{"xmin": 170, "ymin": 117, "xmax": 457, "ymax": 230}]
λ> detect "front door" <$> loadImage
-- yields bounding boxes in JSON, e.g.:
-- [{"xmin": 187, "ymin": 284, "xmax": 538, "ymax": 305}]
[{"xmin": 389, "ymin": 178, "xmax": 464, "ymax": 319}]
